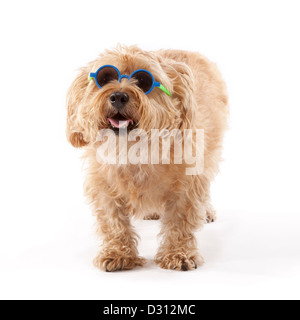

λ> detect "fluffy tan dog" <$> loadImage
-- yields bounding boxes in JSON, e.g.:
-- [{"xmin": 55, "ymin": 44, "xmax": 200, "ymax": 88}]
[{"xmin": 66, "ymin": 46, "xmax": 228, "ymax": 271}]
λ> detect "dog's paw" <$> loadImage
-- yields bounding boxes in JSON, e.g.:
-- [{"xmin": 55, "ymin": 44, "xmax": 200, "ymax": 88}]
[
  {"xmin": 155, "ymin": 252, "xmax": 204, "ymax": 271},
  {"xmin": 94, "ymin": 253, "xmax": 146, "ymax": 272},
  {"xmin": 205, "ymin": 207, "xmax": 216, "ymax": 223},
  {"xmin": 143, "ymin": 213, "xmax": 161, "ymax": 220}
]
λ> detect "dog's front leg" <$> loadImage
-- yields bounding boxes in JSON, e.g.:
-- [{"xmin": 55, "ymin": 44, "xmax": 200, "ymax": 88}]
[
  {"xmin": 93, "ymin": 198, "xmax": 145, "ymax": 272},
  {"xmin": 155, "ymin": 194, "xmax": 205, "ymax": 271}
]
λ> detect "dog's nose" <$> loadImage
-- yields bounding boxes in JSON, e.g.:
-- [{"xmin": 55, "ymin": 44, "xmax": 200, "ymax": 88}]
[{"xmin": 109, "ymin": 92, "xmax": 129, "ymax": 110}]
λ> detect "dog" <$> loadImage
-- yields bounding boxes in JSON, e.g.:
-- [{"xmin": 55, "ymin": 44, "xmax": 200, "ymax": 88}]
[{"xmin": 66, "ymin": 45, "xmax": 228, "ymax": 271}]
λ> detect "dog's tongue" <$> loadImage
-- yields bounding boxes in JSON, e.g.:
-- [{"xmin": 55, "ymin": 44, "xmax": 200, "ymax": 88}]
[{"xmin": 108, "ymin": 118, "xmax": 133, "ymax": 129}]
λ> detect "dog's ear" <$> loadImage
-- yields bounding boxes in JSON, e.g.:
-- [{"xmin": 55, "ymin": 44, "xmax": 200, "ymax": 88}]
[
  {"xmin": 66, "ymin": 67, "xmax": 90, "ymax": 148},
  {"xmin": 160, "ymin": 59, "xmax": 195, "ymax": 129}
]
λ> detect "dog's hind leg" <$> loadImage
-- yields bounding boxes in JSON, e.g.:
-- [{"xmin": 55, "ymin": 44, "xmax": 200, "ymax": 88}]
[
  {"xmin": 205, "ymin": 202, "xmax": 217, "ymax": 223},
  {"xmin": 202, "ymin": 182, "xmax": 217, "ymax": 223}
]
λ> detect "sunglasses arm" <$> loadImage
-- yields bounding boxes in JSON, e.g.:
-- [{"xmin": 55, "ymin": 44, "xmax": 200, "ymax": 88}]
[
  {"xmin": 155, "ymin": 82, "xmax": 171, "ymax": 97},
  {"xmin": 89, "ymin": 73, "xmax": 96, "ymax": 81}
]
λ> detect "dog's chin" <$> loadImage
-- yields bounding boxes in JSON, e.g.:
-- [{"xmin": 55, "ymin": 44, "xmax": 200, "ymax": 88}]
[{"xmin": 106, "ymin": 112, "xmax": 137, "ymax": 135}]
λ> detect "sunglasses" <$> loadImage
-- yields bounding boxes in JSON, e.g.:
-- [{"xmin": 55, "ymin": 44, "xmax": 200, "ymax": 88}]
[{"xmin": 89, "ymin": 65, "xmax": 171, "ymax": 97}]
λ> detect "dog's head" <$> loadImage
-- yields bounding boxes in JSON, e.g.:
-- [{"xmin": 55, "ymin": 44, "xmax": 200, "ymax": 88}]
[{"xmin": 66, "ymin": 46, "xmax": 195, "ymax": 147}]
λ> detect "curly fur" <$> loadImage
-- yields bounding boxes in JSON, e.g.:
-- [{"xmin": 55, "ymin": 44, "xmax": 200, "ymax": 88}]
[{"xmin": 66, "ymin": 45, "xmax": 229, "ymax": 271}]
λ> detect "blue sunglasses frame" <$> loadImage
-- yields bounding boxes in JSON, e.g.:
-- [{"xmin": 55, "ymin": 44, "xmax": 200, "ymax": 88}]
[{"xmin": 89, "ymin": 65, "xmax": 171, "ymax": 96}]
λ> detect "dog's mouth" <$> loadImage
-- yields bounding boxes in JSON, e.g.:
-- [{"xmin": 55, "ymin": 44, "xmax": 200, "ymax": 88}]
[{"xmin": 107, "ymin": 113, "xmax": 136, "ymax": 133}]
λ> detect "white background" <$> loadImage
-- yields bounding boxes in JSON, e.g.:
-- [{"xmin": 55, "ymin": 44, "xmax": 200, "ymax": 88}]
[{"xmin": 0, "ymin": 0, "xmax": 299, "ymax": 300}]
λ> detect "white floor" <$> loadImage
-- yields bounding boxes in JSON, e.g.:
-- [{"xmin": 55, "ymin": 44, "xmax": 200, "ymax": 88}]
[{"xmin": 1, "ymin": 203, "xmax": 299, "ymax": 300}]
